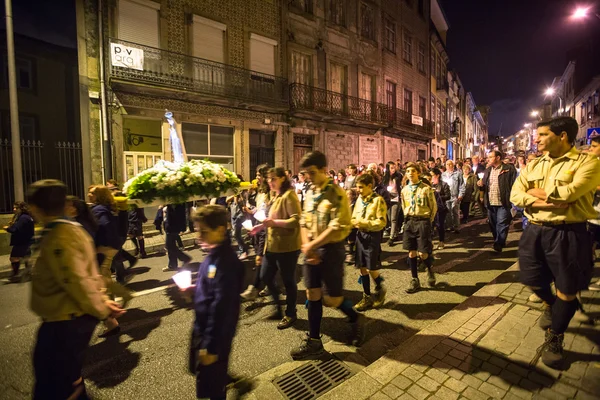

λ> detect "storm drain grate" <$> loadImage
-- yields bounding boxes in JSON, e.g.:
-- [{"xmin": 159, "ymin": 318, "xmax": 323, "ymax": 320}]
[{"xmin": 273, "ymin": 358, "xmax": 354, "ymax": 400}]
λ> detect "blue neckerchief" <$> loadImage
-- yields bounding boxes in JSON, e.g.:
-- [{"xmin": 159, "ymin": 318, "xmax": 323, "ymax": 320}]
[
  {"xmin": 407, "ymin": 182, "xmax": 420, "ymax": 212},
  {"xmin": 360, "ymin": 192, "xmax": 377, "ymax": 218}
]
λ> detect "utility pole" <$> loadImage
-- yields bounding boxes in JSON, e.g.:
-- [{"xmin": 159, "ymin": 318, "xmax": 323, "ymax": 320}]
[{"xmin": 5, "ymin": 0, "xmax": 23, "ymax": 201}]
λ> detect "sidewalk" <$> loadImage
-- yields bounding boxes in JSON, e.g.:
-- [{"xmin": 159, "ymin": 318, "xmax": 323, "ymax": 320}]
[{"xmin": 247, "ymin": 263, "xmax": 600, "ymax": 400}]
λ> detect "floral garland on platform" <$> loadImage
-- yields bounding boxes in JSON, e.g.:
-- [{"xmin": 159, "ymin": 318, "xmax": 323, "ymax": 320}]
[{"xmin": 123, "ymin": 159, "xmax": 241, "ymax": 204}]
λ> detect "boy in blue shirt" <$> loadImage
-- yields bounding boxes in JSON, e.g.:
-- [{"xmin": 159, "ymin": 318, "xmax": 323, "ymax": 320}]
[{"xmin": 188, "ymin": 205, "xmax": 245, "ymax": 400}]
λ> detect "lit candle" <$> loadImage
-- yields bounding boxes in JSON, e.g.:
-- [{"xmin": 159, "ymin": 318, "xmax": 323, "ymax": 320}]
[{"xmin": 242, "ymin": 219, "xmax": 253, "ymax": 231}]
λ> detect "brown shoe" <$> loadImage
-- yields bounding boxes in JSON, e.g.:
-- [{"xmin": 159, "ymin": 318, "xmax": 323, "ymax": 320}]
[{"xmin": 277, "ymin": 316, "xmax": 297, "ymax": 330}]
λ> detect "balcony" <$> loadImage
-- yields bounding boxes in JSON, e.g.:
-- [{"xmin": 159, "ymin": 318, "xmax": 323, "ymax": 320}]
[
  {"xmin": 436, "ymin": 79, "xmax": 449, "ymax": 93},
  {"xmin": 108, "ymin": 38, "xmax": 289, "ymax": 109},
  {"xmin": 289, "ymin": 83, "xmax": 390, "ymax": 127},
  {"xmin": 387, "ymin": 108, "xmax": 434, "ymax": 139}
]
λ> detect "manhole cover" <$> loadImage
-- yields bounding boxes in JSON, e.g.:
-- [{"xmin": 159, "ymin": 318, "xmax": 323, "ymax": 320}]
[{"xmin": 273, "ymin": 358, "xmax": 353, "ymax": 400}]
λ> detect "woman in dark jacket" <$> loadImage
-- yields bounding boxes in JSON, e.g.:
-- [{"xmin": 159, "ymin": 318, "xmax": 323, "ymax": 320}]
[
  {"xmin": 383, "ymin": 161, "xmax": 404, "ymax": 245},
  {"xmin": 66, "ymin": 196, "xmax": 98, "ymax": 239},
  {"xmin": 429, "ymin": 168, "xmax": 451, "ymax": 250},
  {"xmin": 460, "ymin": 164, "xmax": 478, "ymax": 224},
  {"xmin": 4, "ymin": 201, "xmax": 34, "ymax": 282}
]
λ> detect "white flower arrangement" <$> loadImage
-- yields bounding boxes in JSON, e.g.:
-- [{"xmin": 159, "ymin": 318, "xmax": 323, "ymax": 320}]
[{"xmin": 124, "ymin": 159, "xmax": 242, "ymax": 204}]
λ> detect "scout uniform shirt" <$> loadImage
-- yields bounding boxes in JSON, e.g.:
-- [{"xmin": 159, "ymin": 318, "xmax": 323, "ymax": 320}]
[
  {"xmin": 351, "ymin": 192, "xmax": 388, "ymax": 232},
  {"xmin": 300, "ymin": 179, "xmax": 351, "ymax": 243},
  {"xmin": 401, "ymin": 181, "xmax": 438, "ymax": 222},
  {"xmin": 30, "ymin": 219, "xmax": 110, "ymax": 321},
  {"xmin": 510, "ymin": 147, "xmax": 600, "ymax": 223}
]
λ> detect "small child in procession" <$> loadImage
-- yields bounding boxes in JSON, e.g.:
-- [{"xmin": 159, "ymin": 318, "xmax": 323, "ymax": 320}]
[
  {"xmin": 351, "ymin": 173, "xmax": 388, "ymax": 310},
  {"xmin": 345, "ymin": 188, "xmax": 358, "ymax": 265},
  {"xmin": 188, "ymin": 205, "xmax": 245, "ymax": 400}
]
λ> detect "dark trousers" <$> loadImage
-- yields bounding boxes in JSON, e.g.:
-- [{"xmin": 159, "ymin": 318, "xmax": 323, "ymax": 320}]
[
  {"xmin": 460, "ymin": 201, "xmax": 471, "ymax": 224},
  {"xmin": 166, "ymin": 232, "xmax": 191, "ymax": 269},
  {"xmin": 488, "ymin": 206, "xmax": 512, "ymax": 247},
  {"xmin": 435, "ymin": 210, "xmax": 447, "ymax": 242},
  {"xmin": 261, "ymin": 251, "xmax": 300, "ymax": 317},
  {"xmin": 232, "ymin": 221, "xmax": 248, "ymax": 254},
  {"xmin": 33, "ymin": 315, "xmax": 98, "ymax": 400}
]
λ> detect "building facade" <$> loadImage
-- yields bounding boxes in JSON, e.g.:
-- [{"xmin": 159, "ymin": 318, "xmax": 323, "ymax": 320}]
[
  {"xmin": 429, "ymin": 0, "xmax": 449, "ymax": 160},
  {"xmin": 574, "ymin": 75, "xmax": 600, "ymax": 147}
]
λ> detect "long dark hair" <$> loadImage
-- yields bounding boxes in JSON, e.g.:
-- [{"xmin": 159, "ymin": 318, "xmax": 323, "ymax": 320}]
[
  {"xmin": 256, "ymin": 164, "xmax": 271, "ymax": 194},
  {"xmin": 67, "ymin": 195, "xmax": 99, "ymax": 233},
  {"xmin": 269, "ymin": 167, "xmax": 292, "ymax": 195},
  {"xmin": 383, "ymin": 161, "xmax": 399, "ymax": 186},
  {"xmin": 11, "ymin": 201, "xmax": 29, "ymax": 224}
]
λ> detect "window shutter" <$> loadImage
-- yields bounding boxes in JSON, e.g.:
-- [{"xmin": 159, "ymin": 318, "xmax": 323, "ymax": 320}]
[
  {"xmin": 192, "ymin": 16, "xmax": 226, "ymax": 63},
  {"xmin": 250, "ymin": 34, "xmax": 276, "ymax": 76},
  {"xmin": 118, "ymin": 0, "xmax": 159, "ymax": 48}
]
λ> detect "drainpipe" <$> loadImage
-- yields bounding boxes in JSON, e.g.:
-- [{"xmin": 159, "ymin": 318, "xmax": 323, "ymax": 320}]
[{"xmin": 98, "ymin": 0, "xmax": 112, "ymax": 181}]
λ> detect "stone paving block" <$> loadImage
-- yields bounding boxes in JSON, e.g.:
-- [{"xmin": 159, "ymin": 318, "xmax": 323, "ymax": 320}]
[
  {"xmin": 519, "ymin": 378, "xmax": 542, "ymax": 392},
  {"xmin": 575, "ymin": 390, "xmax": 600, "ymax": 400},
  {"xmin": 406, "ymin": 383, "xmax": 430, "ymax": 400},
  {"xmin": 435, "ymin": 343, "xmax": 454, "ymax": 355},
  {"xmin": 435, "ymin": 386, "xmax": 460, "ymax": 400},
  {"xmin": 415, "ymin": 375, "xmax": 440, "ymax": 392},
  {"xmin": 319, "ymin": 371, "xmax": 381, "ymax": 400},
  {"xmin": 508, "ymin": 385, "xmax": 534, "ymax": 400},
  {"xmin": 429, "ymin": 348, "xmax": 447, "ymax": 360},
  {"xmin": 472, "ymin": 349, "xmax": 492, "ymax": 361},
  {"xmin": 486, "ymin": 375, "xmax": 510, "ymax": 391},
  {"xmin": 479, "ymin": 381, "xmax": 507, "ymax": 399},
  {"xmin": 461, "ymin": 374, "xmax": 484, "ymax": 389},
  {"xmin": 456, "ymin": 327, "xmax": 475, "ymax": 337},
  {"xmin": 499, "ymin": 369, "xmax": 522, "ymax": 386},
  {"xmin": 364, "ymin": 358, "xmax": 412, "ymax": 385},
  {"xmin": 432, "ymin": 360, "xmax": 452, "ymax": 373},
  {"xmin": 473, "ymin": 370, "xmax": 492, "ymax": 382},
  {"xmin": 443, "ymin": 355, "xmax": 463, "ymax": 368},
  {"xmin": 381, "ymin": 383, "xmax": 404, "ymax": 399},
  {"xmin": 488, "ymin": 355, "xmax": 509, "ymax": 369},
  {"xmin": 401, "ymin": 367, "xmax": 424, "ymax": 383},
  {"xmin": 455, "ymin": 343, "xmax": 473, "ymax": 354},
  {"xmin": 481, "ymin": 361, "xmax": 503, "ymax": 376},
  {"xmin": 425, "ymin": 368, "xmax": 449, "ymax": 385},
  {"xmin": 528, "ymin": 371, "xmax": 554, "ymax": 387},
  {"xmin": 397, "ymin": 394, "xmax": 417, "ymax": 400},
  {"xmin": 418, "ymin": 354, "xmax": 436, "ymax": 367},
  {"xmin": 511, "ymin": 352, "xmax": 536, "ymax": 365},
  {"xmin": 462, "ymin": 387, "xmax": 491, "ymax": 400},
  {"xmin": 447, "ymin": 368, "xmax": 465, "ymax": 381},
  {"xmin": 504, "ymin": 393, "xmax": 527, "ymax": 400},
  {"xmin": 442, "ymin": 338, "xmax": 460, "ymax": 348},
  {"xmin": 450, "ymin": 332, "xmax": 467, "ymax": 341},
  {"xmin": 464, "ymin": 322, "xmax": 482, "ymax": 332},
  {"xmin": 562, "ymin": 362, "xmax": 587, "ymax": 380},
  {"xmin": 370, "ymin": 392, "xmax": 392, "ymax": 400},
  {"xmin": 450, "ymin": 349, "xmax": 470, "ymax": 361},
  {"xmin": 496, "ymin": 341, "xmax": 519, "ymax": 355},
  {"xmin": 533, "ymin": 360, "xmax": 561, "ymax": 380},
  {"xmin": 411, "ymin": 363, "xmax": 428, "ymax": 373},
  {"xmin": 391, "ymin": 375, "xmax": 412, "ymax": 390},
  {"xmin": 548, "ymin": 381, "xmax": 577, "ymax": 398},
  {"xmin": 536, "ymin": 387, "xmax": 568, "ymax": 400},
  {"xmin": 443, "ymin": 377, "xmax": 468, "ymax": 393},
  {"xmin": 458, "ymin": 361, "xmax": 477, "ymax": 373}
]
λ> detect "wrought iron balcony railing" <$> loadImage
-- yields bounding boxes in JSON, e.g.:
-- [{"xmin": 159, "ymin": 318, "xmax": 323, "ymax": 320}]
[
  {"xmin": 290, "ymin": 83, "xmax": 390, "ymax": 125},
  {"xmin": 109, "ymin": 38, "xmax": 288, "ymax": 106},
  {"xmin": 388, "ymin": 108, "xmax": 435, "ymax": 137}
]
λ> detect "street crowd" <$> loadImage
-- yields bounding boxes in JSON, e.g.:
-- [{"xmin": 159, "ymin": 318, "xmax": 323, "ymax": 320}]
[{"xmin": 3, "ymin": 116, "xmax": 600, "ymax": 400}]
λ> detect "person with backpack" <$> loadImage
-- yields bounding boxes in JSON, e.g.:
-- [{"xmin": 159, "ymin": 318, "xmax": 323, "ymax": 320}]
[{"xmin": 429, "ymin": 168, "xmax": 451, "ymax": 250}]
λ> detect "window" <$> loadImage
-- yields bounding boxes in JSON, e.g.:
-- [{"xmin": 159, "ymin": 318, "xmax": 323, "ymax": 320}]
[
  {"xmin": 386, "ymin": 81, "xmax": 397, "ymax": 109},
  {"xmin": 360, "ymin": 3, "xmax": 375, "ymax": 41},
  {"xmin": 192, "ymin": 16, "xmax": 226, "ymax": 63},
  {"xmin": 437, "ymin": 100, "xmax": 442, "ymax": 134},
  {"xmin": 4, "ymin": 58, "xmax": 34, "ymax": 90},
  {"xmin": 118, "ymin": 0, "xmax": 160, "ymax": 48},
  {"xmin": 384, "ymin": 17, "xmax": 396, "ymax": 53},
  {"xmin": 182, "ymin": 123, "xmax": 234, "ymax": 169},
  {"xmin": 418, "ymin": 0, "xmax": 425, "ymax": 17},
  {"xmin": 431, "ymin": 95, "xmax": 436, "ymax": 126},
  {"xmin": 419, "ymin": 96, "xmax": 426, "ymax": 118},
  {"xmin": 417, "ymin": 43, "xmax": 425, "ymax": 73},
  {"xmin": 403, "ymin": 30, "xmax": 412, "ymax": 64},
  {"xmin": 329, "ymin": 0, "xmax": 345, "ymax": 26},
  {"xmin": 430, "ymin": 47, "xmax": 436, "ymax": 77},
  {"xmin": 360, "ymin": 73, "xmax": 374, "ymax": 102},
  {"xmin": 291, "ymin": 0, "xmax": 313, "ymax": 14},
  {"xmin": 290, "ymin": 51, "xmax": 312, "ymax": 85},
  {"xmin": 250, "ymin": 33, "xmax": 277, "ymax": 76},
  {"xmin": 404, "ymin": 89, "xmax": 413, "ymax": 114},
  {"xmin": 330, "ymin": 63, "xmax": 346, "ymax": 94}
]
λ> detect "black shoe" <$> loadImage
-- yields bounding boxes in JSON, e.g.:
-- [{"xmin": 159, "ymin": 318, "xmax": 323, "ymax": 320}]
[
  {"xmin": 427, "ymin": 269, "xmax": 436, "ymax": 287},
  {"xmin": 277, "ymin": 316, "xmax": 297, "ymax": 330},
  {"xmin": 542, "ymin": 329, "xmax": 564, "ymax": 369},
  {"xmin": 290, "ymin": 334, "xmax": 325, "ymax": 360},
  {"xmin": 493, "ymin": 243, "xmax": 503, "ymax": 253},
  {"xmin": 539, "ymin": 304, "xmax": 552, "ymax": 330},
  {"xmin": 406, "ymin": 278, "xmax": 420, "ymax": 294},
  {"xmin": 350, "ymin": 314, "xmax": 366, "ymax": 347},
  {"xmin": 98, "ymin": 326, "xmax": 121, "ymax": 338},
  {"xmin": 162, "ymin": 266, "xmax": 178, "ymax": 272}
]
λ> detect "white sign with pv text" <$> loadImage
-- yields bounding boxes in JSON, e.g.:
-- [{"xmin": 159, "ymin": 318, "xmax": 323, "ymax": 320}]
[
  {"xmin": 411, "ymin": 115, "xmax": 423, "ymax": 126},
  {"xmin": 111, "ymin": 43, "xmax": 144, "ymax": 71}
]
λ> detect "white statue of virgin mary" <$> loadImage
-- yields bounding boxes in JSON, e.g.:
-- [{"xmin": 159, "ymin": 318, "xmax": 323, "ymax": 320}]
[{"xmin": 165, "ymin": 110, "xmax": 185, "ymax": 165}]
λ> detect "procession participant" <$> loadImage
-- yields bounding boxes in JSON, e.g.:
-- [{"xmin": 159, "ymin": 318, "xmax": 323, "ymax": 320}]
[
  {"xmin": 188, "ymin": 205, "xmax": 245, "ymax": 400},
  {"xmin": 460, "ymin": 164, "xmax": 478, "ymax": 224},
  {"xmin": 344, "ymin": 164, "xmax": 358, "ymax": 190},
  {"xmin": 442, "ymin": 159, "xmax": 465, "ymax": 233},
  {"xmin": 345, "ymin": 188, "xmax": 359, "ymax": 265},
  {"xmin": 383, "ymin": 161, "xmax": 403, "ymax": 245},
  {"xmin": 429, "ymin": 168, "xmax": 450, "ymax": 250},
  {"xmin": 255, "ymin": 167, "xmax": 302, "ymax": 329},
  {"xmin": 510, "ymin": 116, "xmax": 600, "ymax": 369},
  {"xmin": 128, "ymin": 205, "xmax": 148, "ymax": 259},
  {"xmin": 586, "ymin": 132, "xmax": 600, "ymax": 291},
  {"xmin": 351, "ymin": 173, "xmax": 388, "ymax": 311},
  {"xmin": 291, "ymin": 151, "xmax": 364, "ymax": 360},
  {"xmin": 401, "ymin": 163, "xmax": 437, "ymax": 293},
  {"xmin": 4, "ymin": 201, "xmax": 34, "ymax": 282},
  {"xmin": 28, "ymin": 179, "xmax": 125, "ymax": 400},
  {"xmin": 162, "ymin": 203, "xmax": 192, "ymax": 271}
]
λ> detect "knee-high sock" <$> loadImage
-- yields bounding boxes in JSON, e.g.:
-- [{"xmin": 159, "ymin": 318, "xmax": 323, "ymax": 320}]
[
  {"xmin": 551, "ymin": 298, "xmax": 578, "ymax": 334},
  {"xmin": 338, "ymin": 299, "xmax": 358, "ymax": 323},
  {"xmin": 408, "ymin": 257, "xmax": 418, "ymax": 278},
  {"xmin": 11, "ymin": 261, "xmax": 19, "ymax": 275},
  {"xmin": 129, "ymin": 237, "xmax": 139, "ymax": 252},
  {"xmin": 533, "ymin": 286, "xmax": 556, "ymax": 306},
  {"xmin": 359, "ymin": 274, "xmax": 371, "ymax": 295},
  {"xmin": 308, "ymin": 300, "xmax": 323, "ymax": 339}
]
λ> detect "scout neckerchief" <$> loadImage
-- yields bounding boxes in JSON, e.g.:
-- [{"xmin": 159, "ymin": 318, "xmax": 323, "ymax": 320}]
[
  {"xmin": 407, "ymin": 181, "xmax": 421, "ymax": 214},
  {"xmin": 29, "ymin": 218, "xmax": 74, "ymax": 255},
  {"xmin": 311, "ymin": 179, "xmax": 334, "ymax": 226},
  {"xmin": 360, "ymin": 192, "xmax": 377, "ymax": 219}
]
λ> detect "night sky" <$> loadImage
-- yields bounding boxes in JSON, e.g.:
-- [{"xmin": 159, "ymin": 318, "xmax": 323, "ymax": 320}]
[{"xmin": 440, "ymin": 0, "xmax": 596, "ymax": 138}]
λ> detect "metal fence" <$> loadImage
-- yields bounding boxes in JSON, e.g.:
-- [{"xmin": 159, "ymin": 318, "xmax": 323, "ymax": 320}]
[{"xmin": 0, "ymin": 139, "xmax": 84, "ymax": 213}]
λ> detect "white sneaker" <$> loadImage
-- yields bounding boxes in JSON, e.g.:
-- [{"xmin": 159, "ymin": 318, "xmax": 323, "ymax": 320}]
[
  {"xmin": 529, "ymin": 293, "xmax": 542, "ymax": 303},
  {"xmin": 240, "ymin": 285, "xmax": 258, "ymax": 301}
]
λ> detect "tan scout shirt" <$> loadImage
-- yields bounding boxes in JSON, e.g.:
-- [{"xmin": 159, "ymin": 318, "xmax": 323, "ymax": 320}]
[
  {"xmin": 265, "ymin": 189, "xmax": 302, "ymax": 253},
  {"xmin": 351, "ymin": 193, "xmax": 388, "ymax": 232},
  {"xmin": 510, "ymin": 147, "xmax": 600, "ymax": 223},
  {"xmin": 30, "ymin": 220, "xmax": 110, "ymax": 321},
  {"xmin": 300, "ymin": 179, "xmax": 351, "ymax": 244},
  {"xmin": 401, "ymin": 181, "xmax": 438, "ymax": 222}
]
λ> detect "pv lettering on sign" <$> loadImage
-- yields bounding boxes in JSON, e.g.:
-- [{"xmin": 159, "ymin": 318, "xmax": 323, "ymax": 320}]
[
  {"xmin": 111, "ymin": 43, "xmax": 144, "ymax": 71},
  {"xmin": 411, "ymin": 115, "xmax": 423, "ymax": 126}
]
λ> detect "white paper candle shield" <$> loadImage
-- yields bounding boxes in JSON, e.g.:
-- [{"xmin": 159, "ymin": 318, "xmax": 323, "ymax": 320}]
[
  {"xmin": 242, "ymin": 219, "xmax": 253, "ymax": 231},
  {"xmin": 254, "ymin": 210, "xmax": 267, "ymax": 222},
  {"xmin": 387, "ymin": 185, "xmax": 394, "ymax": 192},
  {"xmin": 173, "ymin": 270, "xmax": 192, "ymax": 289},
  {"xmin": 478, "ymin": 173, "xmax": 484, "ymax": 179}
]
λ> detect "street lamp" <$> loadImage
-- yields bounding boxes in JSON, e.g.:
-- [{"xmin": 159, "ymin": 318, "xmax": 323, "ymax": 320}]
[
  {"xmin": 531, "ymin": 110, "xmax": 539, "ymax": 118},
  {"xmin": 545, "ymin": 87, "xmax": 564, "ymax": 116},
  {"xmin": 572, "ymin": 6, "xmax": 600, "ymax": 20}
]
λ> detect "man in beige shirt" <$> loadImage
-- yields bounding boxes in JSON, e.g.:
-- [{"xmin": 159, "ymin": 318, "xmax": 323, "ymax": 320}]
[
  {"xmin": 510, "ymin": 117, "xmax": 600, "ymax": 369},
  {"xmin": 28, "ymin": 179, "xmax": 124, "ymax": 400}
]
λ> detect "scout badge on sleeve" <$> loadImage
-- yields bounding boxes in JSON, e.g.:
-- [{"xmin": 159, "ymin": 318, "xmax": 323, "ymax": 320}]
[{"xmin": 208, "ymin": 265, "xmax": 217, "ymax": 279}]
